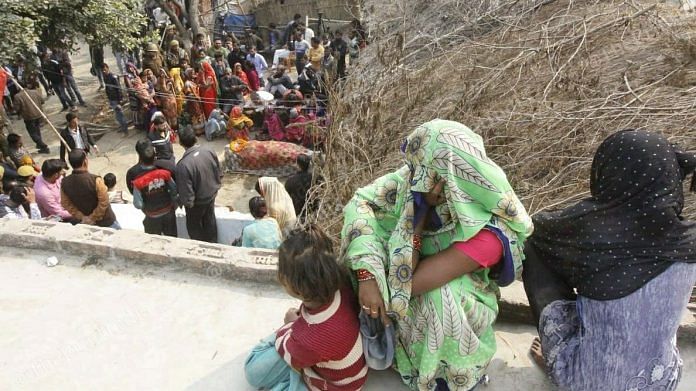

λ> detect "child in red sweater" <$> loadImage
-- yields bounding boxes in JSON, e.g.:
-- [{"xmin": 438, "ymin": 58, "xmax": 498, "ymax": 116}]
[{"xmin": 245, "ymin": 225, "xmax": 367, "ymax": 391}]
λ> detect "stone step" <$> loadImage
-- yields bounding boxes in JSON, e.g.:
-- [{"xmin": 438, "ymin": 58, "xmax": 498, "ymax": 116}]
[{"xmin": 2, "ymin": 218, "xmax": 694, "ymax": 341}]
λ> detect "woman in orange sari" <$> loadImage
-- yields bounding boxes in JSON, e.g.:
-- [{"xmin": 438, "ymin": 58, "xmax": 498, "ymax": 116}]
[
  {"xmin": 155, "ymin": 69, "xmax": 179, "ymax": 129},
  {"xmin": 183, "ymin": 68, "xmax": 206, "ymax": 134},
  {"xmin": 196, "ymin": 62, "xmax": 218, "ymax": 118},
  {"xmin": 234, "ymin": 62, "xmax": 250, "ymax": 96}
]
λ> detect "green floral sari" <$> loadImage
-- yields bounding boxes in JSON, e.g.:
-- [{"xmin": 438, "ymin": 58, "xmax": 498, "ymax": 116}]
[{"xmin": 341, "ymin": 120, "xmax": 533, "ymax": 390}]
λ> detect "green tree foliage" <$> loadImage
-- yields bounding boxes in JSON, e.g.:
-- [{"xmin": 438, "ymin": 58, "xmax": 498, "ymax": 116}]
[{"xmin": 0, "ymin": 0, "xmax": 148, "ymax": 62}]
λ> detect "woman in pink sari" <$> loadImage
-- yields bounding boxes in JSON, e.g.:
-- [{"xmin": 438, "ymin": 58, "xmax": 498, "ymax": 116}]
[{"xmin": 196, "ymin": 62, "xmax": 218, "ymax": 118}]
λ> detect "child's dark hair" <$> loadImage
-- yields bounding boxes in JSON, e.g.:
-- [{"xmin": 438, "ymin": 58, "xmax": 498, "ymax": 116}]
[
  {"xmin": 104, "ymin": 173, "xmax": 117, "ymax": 189},
  {"xmin": 278, "ymin": 225, "xmax": 347, "ymax": 304}
]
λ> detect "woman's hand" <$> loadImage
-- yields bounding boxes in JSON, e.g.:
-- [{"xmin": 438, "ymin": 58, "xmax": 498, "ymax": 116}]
[{"xmin": 358, "ymin": 279, "xmax": 391, "ymax": 326}]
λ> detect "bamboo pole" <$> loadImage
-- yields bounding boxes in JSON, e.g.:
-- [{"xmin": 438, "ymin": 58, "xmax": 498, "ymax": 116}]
[{"xmin": 5, "ymin": 71, "xmax": 72, "ymax": 153}]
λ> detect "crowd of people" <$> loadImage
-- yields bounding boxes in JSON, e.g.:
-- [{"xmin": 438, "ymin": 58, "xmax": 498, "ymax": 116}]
[{"xmin": 0, "ymin": 11, "xmax": 351, "ymax": 244}]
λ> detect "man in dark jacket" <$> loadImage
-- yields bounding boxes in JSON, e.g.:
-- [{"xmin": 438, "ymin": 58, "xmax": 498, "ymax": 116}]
[
  {"xmin": 61, "ymin": 149, "xmax": 119, "ymax": 228},
  {"xmin": 226, "ymin": 42, "xmax": 246, "ymax": 71},
  {"xmin": 126, "ymin": 140, "xmax": 176, "ymax": 195},
  {"xmin": 175, "ymin": 126, "xmax": 222, "ymax": 243},
  {"xmin": 41, "ymin": 52, "xmax": 75, "ymax": 112},
  {"xmin": 89, "ymin": 44, "xmax": 105, "ymax": 90},
  {"xmin": 332, "ymin": 31, "xmax": 348, "ymax": 79},
  {"xmin": 130, "ymin": 140, "xmax": 178, "ymax": 237},
  {"xmin": 101, "ymin": 63, "xmax": 128, "ymax": 135},
  {"xmin": 60, "ymin": 112, "xmax": 98, "ymax": 166}
]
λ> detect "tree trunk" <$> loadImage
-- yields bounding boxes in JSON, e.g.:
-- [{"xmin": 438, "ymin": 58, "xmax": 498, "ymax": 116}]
[
  {"xmin": 189, "ymin": 0, "xmax": 201, "ymax": 39},
  {"xmin": 154, "ymin": 0, "xmax": 198, "ymax": 49}
]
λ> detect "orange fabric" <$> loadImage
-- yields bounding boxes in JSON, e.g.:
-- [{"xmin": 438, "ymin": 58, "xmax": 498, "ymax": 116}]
[{"xmin": 198, "ymin": 62, "xmax": 218, "ymax": 118}]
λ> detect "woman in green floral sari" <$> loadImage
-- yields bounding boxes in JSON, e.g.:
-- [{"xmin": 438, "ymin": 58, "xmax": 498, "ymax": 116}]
[{"xmin": 341, "ymin": 120, "xmax": 533, "ymax": 390}]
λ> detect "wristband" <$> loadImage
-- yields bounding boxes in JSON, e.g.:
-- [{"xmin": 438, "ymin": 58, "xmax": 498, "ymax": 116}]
[
  {"xmin": 356, "ymin": 269, "xmax": 375, "ymax": 282},
  {"xmin": 413, "ymin": 234, "xmax": 422, "ymax": 252}
]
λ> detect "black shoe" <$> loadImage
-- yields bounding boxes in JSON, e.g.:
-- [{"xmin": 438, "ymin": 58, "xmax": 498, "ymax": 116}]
[
  {"xmin": 38, "ymin": 147, "xmax": 50, "ymax": 154},
  {"xmin": 60, "ymin": 107, "xmax": 69, "ymax": 112},
  {"xmin": 79, "ymin": 102, "xmax": 87, "ymax": 107}
]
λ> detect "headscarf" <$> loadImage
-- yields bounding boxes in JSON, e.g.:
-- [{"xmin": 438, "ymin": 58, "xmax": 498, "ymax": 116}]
[
  {"xmin": 531, "ymin": 130, "xmax": 696, "ymax": 300},
  {"xmin": 234, "ymin": 63, "xmax": 250, "ymax": 87},
  {"xmin": 168, "ymin": 67, "xmax": 185, "ymax": 112},
  {"xmin": 258, "ymin": 177, "xmax": 297, "ymax": 232},
  {"xmin": 129, "ymin": 74, "xmax": 151, "ymax": 103},
  {"xmin": 343, "ymin": 119, "xmax": 533, "ymax": 319}
]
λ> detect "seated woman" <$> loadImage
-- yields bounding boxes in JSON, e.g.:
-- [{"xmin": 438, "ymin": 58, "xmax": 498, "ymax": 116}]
[
  {"xmin": 245, "ymin": 226, "xmax": 367, "ymax": 391},
  {"xmin": 524, "ymin": 130, "xmax": 696, "ymax": 391},
  {"xmin": 226, "ymin": 106, "xmax": 253, "ymax": 141},
  {"xmin": 257, "ymin": 176, "xmax": 297, "ymax": 236},
  {"xmin": 241, "ymin": 196, "xmax": 282, "ymax": 249},
  {"xmin": 341, "ymin": 120, "xmax": 532, "ymax": 390}
]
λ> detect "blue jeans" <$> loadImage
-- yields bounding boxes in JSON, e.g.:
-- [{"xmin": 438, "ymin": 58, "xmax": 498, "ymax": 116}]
[
  {"xmin": 51, "ymin": 81, "xmax": 74, "ymax": 109},
  {"xmin": 109, "ymin": 221, "xmax": 122, "ymax": 230},
  {"xmin": 109, "ymin": 100, "xmax": 128, "ymax": 132},
  {"xmin": 65, "ymin": 74, "xmax": 85, "ymax": 105},
  {"xmin": 244, "ymin": 334, "xmax": 307, "ymax": 391}
]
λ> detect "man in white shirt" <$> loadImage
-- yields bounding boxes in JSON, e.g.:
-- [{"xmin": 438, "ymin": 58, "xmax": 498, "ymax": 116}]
[
  {"xmin": 59, "ymin": 112, "xmax": 99, "ymax": 165},
  {"xmin": 301, "ymin": 23, "xmax": 315, "ymax": 42},
  {"xmin": 246, "ymin": 47, "xmax": 268, "ymax": 80},
  {"xmin": 293, "ymin": 32, "xmax": 311, "ymax": 75}
]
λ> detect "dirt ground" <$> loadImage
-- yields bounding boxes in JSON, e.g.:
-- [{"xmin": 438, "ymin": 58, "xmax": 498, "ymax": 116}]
[{"xmin": 5, "ymin": 43, "xmax": 258, "ymax": 213}]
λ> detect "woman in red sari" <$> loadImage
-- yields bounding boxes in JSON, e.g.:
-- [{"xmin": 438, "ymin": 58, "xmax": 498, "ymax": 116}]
[
  {"xmin": 195, "ymin": 62, "xmax": 218, "ymax": 118},
  {"xmin": 244, "ymin": 60, "xmax": 260, "ymax": 92},
  {"xmin": 234, "ymin": 63, "xmax": 250, "ymax": 96}
]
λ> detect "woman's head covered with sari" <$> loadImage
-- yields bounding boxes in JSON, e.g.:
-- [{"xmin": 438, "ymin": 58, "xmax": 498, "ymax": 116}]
[
  {"xmin": 531, "ymin": 129, "xmax": 696, "ymax": 299},
  {"xmin": 401, "ymin": 120, "xmax": 533, "ymax": 280},
  {"xmin": 342, "ymin": 119, "xmax": 533, "ymax": 320}
]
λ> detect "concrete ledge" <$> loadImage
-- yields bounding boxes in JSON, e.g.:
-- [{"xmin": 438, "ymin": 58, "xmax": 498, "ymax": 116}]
[
  {"xmin": 0, "ymin": 219, "xmax": 279, "ymax": 283},
  {"xmin": 1, "ymin": 219, "xmax": 693, "ymax": 340}
]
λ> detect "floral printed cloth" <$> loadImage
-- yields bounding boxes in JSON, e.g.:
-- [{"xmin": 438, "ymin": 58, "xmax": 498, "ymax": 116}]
[
  {"xmin": 540, "ymin": 262, "xmax": 696, "ymax": 391},
  {"xmin": 341, "ymin": 120, "xmax": 533, "ymax": 390}
]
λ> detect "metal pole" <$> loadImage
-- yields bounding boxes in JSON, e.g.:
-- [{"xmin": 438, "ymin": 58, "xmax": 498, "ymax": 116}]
[{"xmin": 5, "ymin": 71, "xmax": 72, "ymax": 153}]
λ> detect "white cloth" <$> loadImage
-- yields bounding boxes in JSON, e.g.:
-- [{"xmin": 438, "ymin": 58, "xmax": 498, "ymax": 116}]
[
  {"xmin": 246, "ymin": 53, "xmax": 268, "ymax": 78},
  {"xmin": 272, "ymin": 49, "xmax": 291, "ymax": 67},
  {"xmin": 1, "ymin": 202, "xmax": 41, "ymax": 220},
  {"xmin": 110, "ymin": 203, "xmax": 254, "ymax": 245},
  {"xmin": 304, "ymin": 27, "xmax": 315, "ymax": 42},
  {"xmin": 258, "ymin": 177, "xmax": 297, "ymax": 233}
]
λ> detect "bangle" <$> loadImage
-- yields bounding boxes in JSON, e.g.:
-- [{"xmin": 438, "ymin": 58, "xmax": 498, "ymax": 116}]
[
  {"xmin": 413, "ymin": 234, "xmax": 422, "ymax": 252},
  {"xmin": 356, "ymin": 269, "xmax": 375, "ymax": 282}
]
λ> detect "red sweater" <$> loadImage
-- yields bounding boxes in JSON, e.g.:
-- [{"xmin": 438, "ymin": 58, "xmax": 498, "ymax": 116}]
[{"xmin": 275, "ymin": 287, "xmax": 367, "ymax": 391}]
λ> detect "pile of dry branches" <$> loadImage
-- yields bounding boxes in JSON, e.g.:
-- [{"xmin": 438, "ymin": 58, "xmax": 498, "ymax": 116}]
[{"xmin": 310, "ymin": 0, "xmax": 696, "ymax": 236}]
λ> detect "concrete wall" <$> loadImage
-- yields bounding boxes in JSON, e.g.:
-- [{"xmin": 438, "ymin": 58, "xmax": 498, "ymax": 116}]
[{"xmin": 252, "ymin": 0, "xmax": 360, "ymax": 32}]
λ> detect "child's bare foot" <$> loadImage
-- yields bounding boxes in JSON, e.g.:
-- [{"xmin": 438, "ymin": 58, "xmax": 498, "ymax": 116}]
[{"xmin": 530, "ymin": 337, "xmax": 545, "ymax": 369}]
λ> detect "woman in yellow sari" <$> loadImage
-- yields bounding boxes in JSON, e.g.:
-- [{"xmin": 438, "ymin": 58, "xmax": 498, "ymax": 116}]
[{"xmin": 168, "ymin": 67, "xmax": 186, "ymax": 114}]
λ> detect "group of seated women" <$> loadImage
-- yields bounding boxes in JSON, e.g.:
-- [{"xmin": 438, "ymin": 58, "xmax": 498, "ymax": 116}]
[{"xmin": 242, "ymin": 119, "xmax": 696, "ymax": 391}]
